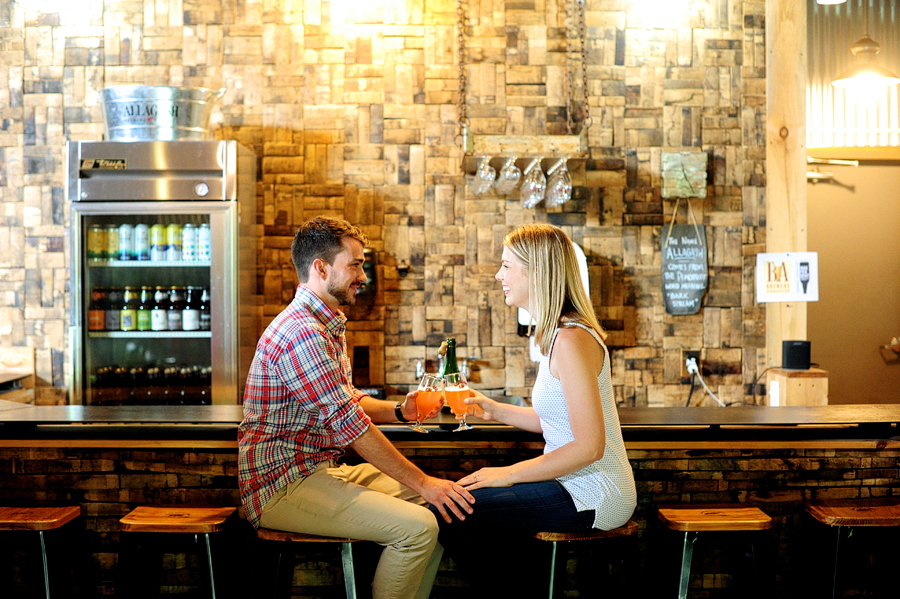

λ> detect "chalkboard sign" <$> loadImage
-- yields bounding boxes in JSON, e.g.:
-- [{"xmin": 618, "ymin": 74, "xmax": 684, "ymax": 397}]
[{"xmin": 662, "ymin": 223, "xmax": 708, "ymax": 315}]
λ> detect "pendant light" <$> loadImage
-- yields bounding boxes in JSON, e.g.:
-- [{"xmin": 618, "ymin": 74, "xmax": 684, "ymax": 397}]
[{"xmin": 832, "ymin": 0, "xmax": 900, "ymax": 90}]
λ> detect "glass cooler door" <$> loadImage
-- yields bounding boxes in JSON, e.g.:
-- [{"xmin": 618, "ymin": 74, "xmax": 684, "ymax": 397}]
[{"xmin": 71, "ymin": 201, "xmax": 236, "ymax": 406}]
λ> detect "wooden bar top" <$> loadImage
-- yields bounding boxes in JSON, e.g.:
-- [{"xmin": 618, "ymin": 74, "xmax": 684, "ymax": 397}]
[
  {"xmin": 1, "ymin": 402, "xmax": 899, "ymax": 427},
  {"xmin": 1, "ymin": 401, "xmax": 898, "ymax": 450}
]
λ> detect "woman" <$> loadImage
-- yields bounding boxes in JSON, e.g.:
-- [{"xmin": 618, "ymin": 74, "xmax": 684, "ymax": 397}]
[{"xmin": 432, "ymin": 224, "xmax": 636, "ymax": 597}]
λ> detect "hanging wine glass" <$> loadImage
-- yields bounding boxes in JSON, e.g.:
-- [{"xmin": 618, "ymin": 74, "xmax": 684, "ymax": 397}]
[
  {"xmin": 544, "ymin": 158, "xmax": 572, "ymax": 208},
  {"xmin": 520, "ymin": 158, "xmax": 546, "ymax": 208},
  {"xmin": 472, "ymin": 157, "xmax": 496, "ymax": 196},
  {"xmin": 493, "ymin": 156, "xmax": 521, "ymax": 196}
]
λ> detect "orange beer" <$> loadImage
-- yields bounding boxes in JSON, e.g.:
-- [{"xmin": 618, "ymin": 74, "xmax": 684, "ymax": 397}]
[
  {"xmin": 416, "ymin": 389, "xmax": 443, "ymax": 419},
  {"xmin": 444, "ymin": 384, "xmax": 469, "ymax": 417}
]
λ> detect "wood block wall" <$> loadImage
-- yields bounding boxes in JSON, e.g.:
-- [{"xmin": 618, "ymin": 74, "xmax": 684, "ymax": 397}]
[{"xmin": 0, "ymin": 0, "xmax": 766, "ymax": 406}]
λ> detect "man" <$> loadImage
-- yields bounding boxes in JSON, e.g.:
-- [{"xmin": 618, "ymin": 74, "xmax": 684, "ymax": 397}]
[{"xmin": 238, "ymin": 216, "xmax": 474, "ymax": 599}]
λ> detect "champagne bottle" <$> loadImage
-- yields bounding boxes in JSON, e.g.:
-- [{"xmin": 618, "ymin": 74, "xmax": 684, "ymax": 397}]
[{"xmin": 437, "ymin": 337, "xmax": 459, "ymax": 377}]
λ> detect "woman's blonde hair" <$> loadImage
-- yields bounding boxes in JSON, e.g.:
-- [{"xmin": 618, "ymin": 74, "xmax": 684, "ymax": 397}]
[{"xmin": 504, "ymin": 223, "xmax": 606, "ymax": 354}]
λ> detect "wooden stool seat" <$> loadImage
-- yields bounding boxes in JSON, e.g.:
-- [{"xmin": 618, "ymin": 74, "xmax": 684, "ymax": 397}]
[
  {"xmin": 805, "ymin": 500, "xmax": 900, "ymax": 597},
  {"xmin": 119, "ymin": 506, "xmax": 236, "ymax": 533},
  {"xmin": 535, "ymin": 519, "xmax": 639, "ymax": 542},
  {"xmin": 0, "ymin": 505, "xmax": 81, "ymax": 531},
  {"xmin": 806, "ymin": 502, "xmax": 900, "ymax": 528},
  {"xmin": 256, "ymin": 528, "xmax": 359, "ymax": 544},
  {"xmin": 659, "ymin": 506, "xmax": 772, "ymax": 599},
  {"xmin": 0, "ymin": 505, "xmax": 81, "ymax": 598},
  {"xmin": 534, "ymin": 520, "xmax": 639, "ymax": 598},
  {"xmin": 118, "ymin": 506, "xmax": 236, "ymax": 598},
  {"xmin": 256, "ymin": 527, "xmax": 360, "ymax": 599},
  {"xmin": 659, "ymin": 506, "xmax": 772, "ymax": 532}
]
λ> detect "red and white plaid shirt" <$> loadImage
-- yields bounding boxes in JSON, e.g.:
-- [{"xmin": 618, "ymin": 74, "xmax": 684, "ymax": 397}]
[{"xmin": 238, "ymin": 285, "xmax": 371, "ymax": 527}]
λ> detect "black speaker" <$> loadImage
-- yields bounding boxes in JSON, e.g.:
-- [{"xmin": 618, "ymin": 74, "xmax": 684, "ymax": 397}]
[{"xmin": 782, "ymin": 340, "xmax": 811, "ymax": 370}]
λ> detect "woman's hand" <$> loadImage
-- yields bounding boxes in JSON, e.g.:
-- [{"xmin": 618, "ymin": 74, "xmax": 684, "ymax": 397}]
[
  {"xmin": 463, "ymin": 392, "xmax": 501, "ymax": 421},
  {"xmin": 458, "ymin": 466, "xmax": 516, "ymax": 490}
]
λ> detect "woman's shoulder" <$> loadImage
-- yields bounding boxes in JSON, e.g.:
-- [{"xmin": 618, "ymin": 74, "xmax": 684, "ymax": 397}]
[{"xmin": 553, "ymin": 324, "xmax": 602, "ymax": 356}]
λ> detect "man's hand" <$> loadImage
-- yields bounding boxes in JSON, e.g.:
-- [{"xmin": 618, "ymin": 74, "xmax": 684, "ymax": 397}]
[
  {"xmin": 402, "ymin": 389, "xmax": 444, "ymax": 422},
  {"xmin": 418, "ymin": 476, "xmax": 476, "ymax": 523}
]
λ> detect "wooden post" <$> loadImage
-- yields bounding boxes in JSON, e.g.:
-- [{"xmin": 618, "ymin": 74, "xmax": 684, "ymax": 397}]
[{"xmin": 765, "ymin": 0, "xmax": 808, "ymax": 368}]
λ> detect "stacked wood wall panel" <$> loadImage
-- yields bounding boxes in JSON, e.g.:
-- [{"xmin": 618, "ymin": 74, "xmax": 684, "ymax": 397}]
[{"xmin": 0, "ymin": 0, "xmax": 767, "ymax": 406}]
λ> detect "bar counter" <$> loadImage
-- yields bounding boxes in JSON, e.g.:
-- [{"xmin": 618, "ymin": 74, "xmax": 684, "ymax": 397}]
[
  {"xmin": 1, "ymin": 402, "xmax": 898, "ymax": 448},
  {"xmin": 2, "ymin": 402, "xmax": 899, "ymax": 598}
]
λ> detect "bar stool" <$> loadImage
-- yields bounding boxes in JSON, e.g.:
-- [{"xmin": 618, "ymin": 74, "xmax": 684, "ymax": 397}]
[
  {"xmin": 658, "ymin": 506, "xmax": 772, "ymax": 599},
  {"xmin": 0, "ymin": 505, "xmax": 81, "ymax": 598},
  {"xmin": 534, "ymin": 519, "xmax": 639, "ymax": 598},
  {"xmin": 805, "ymin": 499, "xmax": 900, "ymax": 598},
  {"xmin": 255, "ymin": 527, "xmax": 360, "ymax": 599},
  {"xmin": 118, "ymin": 505, "xmax": 236, "ymax": 599}
]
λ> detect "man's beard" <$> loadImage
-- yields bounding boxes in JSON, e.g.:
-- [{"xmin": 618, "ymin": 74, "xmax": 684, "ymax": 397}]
[{"xmin": 328, "ymin": 280, "xmax": 357, "ymax": 305}]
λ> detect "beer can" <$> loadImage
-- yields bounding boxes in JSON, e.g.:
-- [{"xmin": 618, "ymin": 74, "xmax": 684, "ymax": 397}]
[
  {"xmin": 118, "ymin": 224, "xmax": 134, "ymax": 260},
  {"xmin": 198, "ymin": 223, "xmax": 211, "ymax": 262},
  {"xmin": 87, "ymin": 224, "xmax": 105, "ymax": 262},
  {"xmin": 104, "ymin": 224, "xmax": 119, "ymax": 262},
  {"xmin": 182, "ymin": 223, "xmax": 197, "ymax": 261},
  {"xmin": 166, "ymin": 223, "xmax": 182, "ymax": 261},
  {"xmin": 150, "ymin": 224, "xmax": 166, "ymax": 261},
  {"xmin": 134, "ymin": 224, "xmax": 150, "ymax": 261}
]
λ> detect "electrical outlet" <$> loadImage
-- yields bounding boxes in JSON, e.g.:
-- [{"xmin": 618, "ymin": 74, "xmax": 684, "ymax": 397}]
[{"xmin": 681, "ymin": 350, "xmax": 701, "ymax": 379}]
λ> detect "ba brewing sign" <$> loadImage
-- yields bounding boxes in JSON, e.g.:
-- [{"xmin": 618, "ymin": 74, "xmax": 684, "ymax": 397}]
[{"xmin": 662, "ymin": 223, "xmax": 708, "ymax": 315}]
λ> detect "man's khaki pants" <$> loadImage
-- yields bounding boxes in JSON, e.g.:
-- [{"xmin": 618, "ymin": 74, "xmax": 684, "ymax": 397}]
[{"xmin": 259, "ymin": 462, "xmax": 441, "ymax": 599}]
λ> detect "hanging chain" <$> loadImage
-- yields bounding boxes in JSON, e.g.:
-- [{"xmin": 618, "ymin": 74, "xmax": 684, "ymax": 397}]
[
  {"xmin": 456, "ymin": 0, "xmax": 469, "ymax": 143},
  {"xmin": 577, "ymin": 0, "xmax": 590, "ymax": 128},
  {"xmin": 563, "ymin": 0, "xmax": 575, "ymax": 134}
]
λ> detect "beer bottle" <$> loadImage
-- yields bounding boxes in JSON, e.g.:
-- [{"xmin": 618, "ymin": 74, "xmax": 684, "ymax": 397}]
[
  {"xmin": 104, "ymin": 287, "xmax": 123, "ymax": 332},
  {"xmin": 199, "ymin": 288, "xmax": 211, "ymax": 331},
  {"xmin": 120, "ymin": 286, "xmax": 138, "ymax": 331},
  {"xmin": 182, "ymin": 286, "xmax": 201, "ymax": 331},
  {"xmin": 145, "ymin": 366, "xmax": 161, "ymax": 404},
  {"xmin": 437, "ymin": 337, "xmax": 459, "ymax": 377},
  {"xmin": 150, "ymin": 286, "xmax": 169, "ymax": 332},
  {"xmin": 88, "ymin": 287, "xmax": 106, "ymax": 331},
  {"xmin": 136, "ymin": 286, "xmax": 153, "ymax": 331},
  {"xmin": 167, "ymin": 286, "xmax": 184, "ymax": 331},
  {"xmin": 162, "ymin": 366, "xmax": 178, "ymax": 405},
  {"xmin": 198, "ymin": 366, "xmax": 212, "ymax": 404}
]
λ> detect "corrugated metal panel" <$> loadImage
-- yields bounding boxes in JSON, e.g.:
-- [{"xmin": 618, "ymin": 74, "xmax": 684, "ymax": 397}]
[{"xmin": 807, "ymin": 0, "xmax": 900, "ymax": 147}]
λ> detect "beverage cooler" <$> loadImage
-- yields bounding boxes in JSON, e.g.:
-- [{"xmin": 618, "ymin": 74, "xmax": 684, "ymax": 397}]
[{"xmin": 67, "ymin": 140, "xmax": 258, "ymax": 406}]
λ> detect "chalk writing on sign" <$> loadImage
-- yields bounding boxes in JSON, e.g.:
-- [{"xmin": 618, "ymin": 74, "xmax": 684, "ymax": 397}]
[{"xmin": 662, "ymin": 223, "xmax": 708, "ymax": 316}]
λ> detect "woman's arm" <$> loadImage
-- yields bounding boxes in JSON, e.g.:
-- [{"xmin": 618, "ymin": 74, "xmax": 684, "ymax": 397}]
[
  {"xmin": 463, "ymin": 390, "xmax": 543, "ymax": 433},
  {"xmin": 459, "ymin": 327, "xmax": 607, "ymax": 489}
]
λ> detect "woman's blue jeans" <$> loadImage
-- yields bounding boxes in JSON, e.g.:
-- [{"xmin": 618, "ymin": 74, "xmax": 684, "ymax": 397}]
[{"xmin": 430, "ymin": 481, "xmax": 594, "ymax": 598}]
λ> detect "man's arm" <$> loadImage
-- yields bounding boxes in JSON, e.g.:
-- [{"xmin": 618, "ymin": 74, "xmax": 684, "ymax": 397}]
[
  {"xmin": 358, "ymin": 394, "xmax": 417, "ymax": 423},
  {"xmin": 349, "ymin": 425, "xmax": 475, "ymax": 522}
]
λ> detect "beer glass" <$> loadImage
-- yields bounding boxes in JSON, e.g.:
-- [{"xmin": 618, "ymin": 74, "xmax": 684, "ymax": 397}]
[
  {"xmin": 520, "ymin": 158, "xmax": 546, "ymax": 208},
  {"xmin": 493, "ymin": 156, "xmax": 521, "ymax": 196},
  {"xmin": 443, "ymin": 372, "xmax": 473, "ymax": 431},
  {"xmin": 411, "ymin": 374, "xmax": 444, "ymax": 433},
  {"xmin": 473, "ymin": 157, "xmax": 497, "ymax": 196}
]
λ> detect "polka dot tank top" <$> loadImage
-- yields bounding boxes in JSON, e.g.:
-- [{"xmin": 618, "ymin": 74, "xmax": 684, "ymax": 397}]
[{"xmin": 532, "ymin": 323, "xmax": 637, "ymax": 530}]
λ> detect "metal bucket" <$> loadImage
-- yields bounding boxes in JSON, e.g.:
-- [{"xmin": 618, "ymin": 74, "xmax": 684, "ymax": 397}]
[{"xmin": 99, "ymin": 85, "xmax": 226, "ymax": 141}]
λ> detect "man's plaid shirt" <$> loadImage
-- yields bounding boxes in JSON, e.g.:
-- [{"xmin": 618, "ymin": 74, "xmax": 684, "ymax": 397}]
[{"xmin": 238, "ymin": 285, "xmax": 371, "ymax": 527}]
